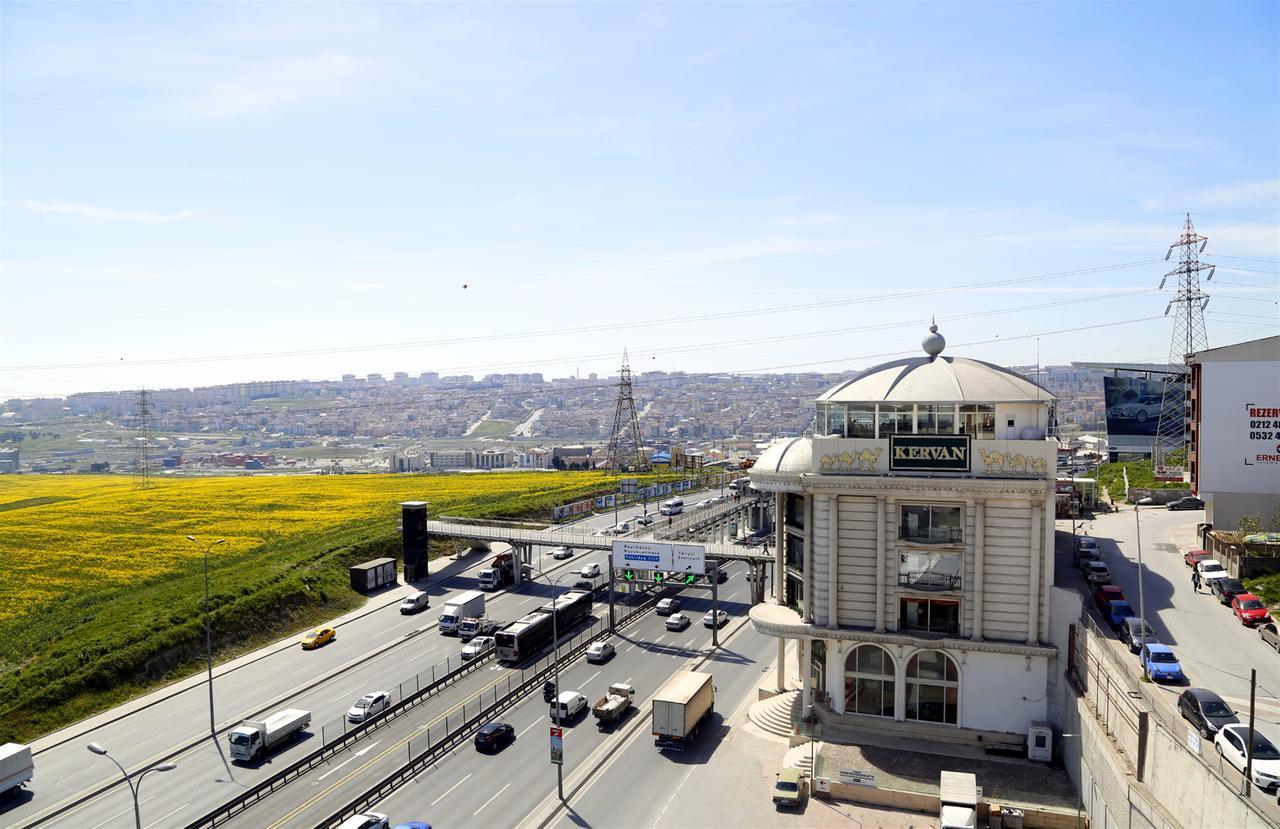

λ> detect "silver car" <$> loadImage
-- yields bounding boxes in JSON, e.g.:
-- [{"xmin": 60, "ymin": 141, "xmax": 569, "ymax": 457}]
[{"xmin": 347, "ymin": 691, "xmax": 391, "ymax": 723}]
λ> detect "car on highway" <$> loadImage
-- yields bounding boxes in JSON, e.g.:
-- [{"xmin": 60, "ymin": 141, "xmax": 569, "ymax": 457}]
[
  {"xmin": 1093, "ymin": 585, "xmax": 1125, "ymax": 609},
  {"xmin": 1178, "ymin": 688, "xmax": 1239, "ymax": 738},
  {"xmin": 580, "ymin": 563, "xmax": 601, "ymax": 579},
  {"xmin": 573, "ymin": 579, "xmax": 595, "ymax": 591},
  {"xmin": 773, "ymin": 767, "xmax": 805, "ymax": 808},
  {"xmin": 656, "ymin": 597, "xmax": 682, "ymax": 616},
  {"xmin": 1083, "ymin": 560, "xmax": 1111, "ymax": 587},
  {"xmin": 609, "ymin": 522, "xmax": 631, "ymax": 535},
  {"xmin": 1184, "ymin": 549, "xmax": 1212, "ymax": 567},
  {"xmin": 399, "ymin": 591, "xmax": 430, "ymax": 614},
  {"xmin": 665, "ymin": 612, "xmax": 691, "ymax": 631},
  {"xmin": 347, "ymin": 691, "xmax": 392, "ymax": 724},
  {"xmin": 703, "ymin": 609, "xmax": 730, "ymax": 628},
  {"xmin": 337, "ymin": 813, "xmax": 389, "ymax": 829},
  {"xmin": 1214, "ymin": 724, "xmax": 1280, "ymax": 791},
  {"xmin": 1101, "ymin": 600, "xmax": 1136, "ymax": 631},
  {"xmin": 392, "ymin": 822, "xmax": 433, "ymax": 829},
  {"xmin": 1210, "ymin": 577, "xmax": 1247, "ymax": 606},
  {"xmin": 586, "ymin": 641, "xmax": 615, "ymax": 664},
  {"xmin": 1196, "ymin": 559, "xmax": 1229, "ymax": 584},
  {"xmin": 1262, "ymin": 622, "xmax": 1280, "ymax": 652},
  {"xmin": 461, "ymin": 635, "xmax": 496, "ymax": 661},
  {"xmin": 550, "ymin": 546, "xmax": 575, "ymax": 560},
  {"xmin": 695, "ymin": 499, "xmax": 713, "ymax": 509},
  {"xmin": 635, "ymin": 513, "xmax": 654, "ymax": 526},
  {"xmin": 1141, "ymin": 643, "xmax": 1186, "ymax": 684},
  {"xmin": 1167, "ymin": 496, "xmax": 1205, "ymax": 511},
  {"xmin": 474, "ymin": 721, "xmax": 515, "ymax": 752},
  {"xmin": 301, "ymin": 627, "xmax": 336, "ymax": 650},
  {"xmin": 1120, "ymin": 617, "xmax": 1160, "ymax": 653},
  {"xmin": 1233, "ymin": 594, "xmax": 1271, "ymax": 626},
  {"xmin": 552, "ymin": 691, "xmax": 588, "ymax": 722}
]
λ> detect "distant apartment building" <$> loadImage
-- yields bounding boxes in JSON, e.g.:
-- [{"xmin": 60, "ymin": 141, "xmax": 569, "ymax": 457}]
[
  {"xmin": 389, "ymin": 450, "xmax": 428, "ymax": 473},
  {"xmin": 393, "ymin": 372, "xmax": 412, "ymax": 386},
  {"xmin": 517, "ymin": 448, "xmax": 553, "ymax": 469},
  {"xmin": 476, "ymin": 448, "xmax": 514, "ymax": 469},
  {"xmin": 429, "ymin": 449, "xmax": 474, "ymax": 470},
  {"xmin": 367, "ymin": 373, "xmax": 386, "ymax": 385},
  {"xmin": 0, "ymin": 448, "xmax": 18, "ymax": 473}
]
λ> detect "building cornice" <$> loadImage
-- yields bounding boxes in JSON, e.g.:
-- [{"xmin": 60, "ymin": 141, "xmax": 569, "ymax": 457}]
[{"xmin": 749, "ymin": 470, "xmax": 1052, "ymax": 499}]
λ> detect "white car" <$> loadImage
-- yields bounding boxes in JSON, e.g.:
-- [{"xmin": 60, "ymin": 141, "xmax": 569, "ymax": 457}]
[
  {"xmin": 656, "ymin": 597, "xmax": 682, "ymax": 616},
  {"xmin": 398, "ymin": 591, "xmax": 430, "ymax": 614},
  {"xmin": 550, "ymin": 547, "xmax": 574, "ymax": 560},
  {"xmin": 552, "ymin": 691, "xmax": 588, "ymax": 722},
  {"xmin": 336, "ymin": 813, "xmax": 389, "ymax": 829},
  {"xmin": 1215, "ymin": 724, "xmax": 1280, "ymax": 791},
  {"xmin": 347, "ymin": 691, "xmax": 392, "ymax": 723},
  {"xmin": 635, "ymin": 514, "xmax": 654, "ymax": 526},
  {"xmin": 462, "ymin": 635, "xmax": 496, "ymax": 661},
  {"xmin": 695, "ymin": 499, "xmax": 712, "ymax": 509},
  {"xmin": 703, "ymin": 609, "xmax": 729, "ymax": 628},
  {"xmin": 580, "ymin": 563, "xmax": 601, "ymax": 579},
  {"xmin": 1197, "ymin": 559, "xmax": 1229, "ymax": 582},
  {"xmin": 586, "ymin": 641, "xmax": 615, "ymax": 663},
  {"xmin": 665, "ymin": 612, "xmax": 691, "ymax": 631},
  {"xmin": 611, "ymin": 521, "xmax": 631, "ymax": 534}
]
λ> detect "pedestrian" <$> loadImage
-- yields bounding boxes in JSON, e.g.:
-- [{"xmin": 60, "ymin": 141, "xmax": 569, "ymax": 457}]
[{"xmin": 1192, "ymin": 568, "xmax": 1201, "ymax": 593}]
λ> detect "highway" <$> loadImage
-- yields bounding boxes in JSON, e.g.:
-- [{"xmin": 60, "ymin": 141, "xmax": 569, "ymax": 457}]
[{"xmin": 8, "ymin": 487, "xmax": 733, "ymax": 829}]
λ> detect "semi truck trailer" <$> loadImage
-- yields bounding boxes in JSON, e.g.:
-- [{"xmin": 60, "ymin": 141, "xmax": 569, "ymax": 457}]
[{"xmin": 652, "ymin": 671, "xmax": 714, "ymax": 749}]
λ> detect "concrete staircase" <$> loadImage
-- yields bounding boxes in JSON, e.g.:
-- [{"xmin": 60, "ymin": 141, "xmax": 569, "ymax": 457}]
[
  {"xmin": 748, "ymin": 688, "xmax": 800, "ymax": 738},
  {"xmin": 782, "ymin": 740, "xmax": 824, "ymax": 775}
]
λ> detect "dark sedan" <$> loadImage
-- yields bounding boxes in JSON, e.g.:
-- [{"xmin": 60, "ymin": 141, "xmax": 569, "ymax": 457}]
[
  {"xmin": 1210, "ymin": 577, "xmax": 1247, "ymax": 606},
  {"xmin": 1167, "ymin": 497, "xmax": 1205, "ymax": 511},
  {"xmin": 1178, "ymin": 688, "xmax": 1239, "ymax": 738},
  {"xmin": 474, "ymin": 722, "xmax": 515, "ymax": 752}
]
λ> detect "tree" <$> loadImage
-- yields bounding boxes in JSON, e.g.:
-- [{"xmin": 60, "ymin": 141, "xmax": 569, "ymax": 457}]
[{"xmin": 1238, "ymin": 515, "xmax": 1262, "ymax": 536}]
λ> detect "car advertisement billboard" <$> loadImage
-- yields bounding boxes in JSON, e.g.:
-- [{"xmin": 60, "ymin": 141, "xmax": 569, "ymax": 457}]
[{"xmin": 1103, "ymin": 376, "xmax": 1170, "ymax": 437}]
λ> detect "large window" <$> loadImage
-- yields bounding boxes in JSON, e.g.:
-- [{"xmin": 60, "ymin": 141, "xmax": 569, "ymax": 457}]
[
  {"xmin": 785, "ymin": 533, "xmax": 805, "ymax": 571},
  {"xmin": 899, "ymin": 597, "xmax": 960, "ymax": 636},
  {"xmin": 785, "ymin": 494, "xmax": 806, "ymax": 530},
  {"xmin": 900, "ymin": 504, "xmax": 963, "ymax": 544},
  {"xmin": 819, "ymin": 403, "xmax": 847, "ymax": 437},
  {"xmin": 845, "ymin": 404, "xmax": 875, "ymax": 438},
  {"xmin": 810, "ymin": 640, "xmax": 827, "ymax": 703},
  {"xmin": 878, "ymin": 404, "xmax": 914, "ymax": 436},
  {"xmin": 905, "ymin": 650, "xmax": 959, "ymax": 725},
  {"xmin": 899, "ymin": 551, "xmax": 962, "ymax": 591},
  {"xmin": 959, "ymin": 404, "xmax": 996, "ymax": 439},
  {"xmin": 844, "ymin": 644, "xmax": 895, "ymax": 717},
  {"xmin": 785, "ymin": 574, "xmax": 804, "ymax": 614}
]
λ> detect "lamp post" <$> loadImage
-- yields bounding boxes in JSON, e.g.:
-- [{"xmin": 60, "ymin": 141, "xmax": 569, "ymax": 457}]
[
  {"xmin": 186, "ymin": 535, "xmax": 233, "ymax": 777},
  {"xmin": 526, "ymin": 564, "xmax": 573, "ymax": 801},
  {"xmin": 1134, "ymin": 497, "xmax": 1154, "ymax": 679},
  {"xmin": 86, "ymin": 743, "xmax": 176, "ymax": 829}
]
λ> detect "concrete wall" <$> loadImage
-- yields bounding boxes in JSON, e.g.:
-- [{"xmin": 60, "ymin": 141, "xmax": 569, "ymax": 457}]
[
  {"xmin": 1207, "ymin": 491, "xmax": 1280, "ymax": 532},
  {"xmin": 961, "ymin": 651, "xmax": 1049, "ymax": 733}
]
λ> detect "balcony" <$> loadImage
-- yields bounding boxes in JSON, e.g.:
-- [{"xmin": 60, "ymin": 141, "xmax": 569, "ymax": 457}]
[{"xmin": 898, "ymin": 552, "xmax": 961, "ymax": 592}]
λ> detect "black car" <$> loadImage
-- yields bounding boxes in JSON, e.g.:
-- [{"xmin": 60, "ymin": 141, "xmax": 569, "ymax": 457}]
[
  {"xmin": 1167, "ymin": 497, "xmax": 1205, "ymax": 511},
  {"xmin": 1178, "ymin": 688, "xmax": 1239, "ymax": 738},
  {"xmin": 474, "ymin": 722, "xmax": 515, "ymax": 752},
  {"xmin": 1210, "ymin": 577, "xmax": 1248, "ymax": 606},
  {"xmin": 543, "ymin": 681, "xmax": 557, "ymax": 703}
]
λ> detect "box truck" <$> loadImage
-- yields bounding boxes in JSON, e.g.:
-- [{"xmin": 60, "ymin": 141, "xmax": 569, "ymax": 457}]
[
  {"xmin": 0, "ymin": 743, "xmax": 33, "ymax": 794},
  {"xmin": 652, "ymin": 671, "xmax": 714, "ymax": 748},
  {"xmin": 438, "ymin": 590, "xmax": 486, "ymax": 635},
  {"xmin": 939, "ymin": 770, "xmax": 979, "ymax": 829},
  {"xmin": 228, "ymin": 708, "xmax": 311, "ymax": 762}
]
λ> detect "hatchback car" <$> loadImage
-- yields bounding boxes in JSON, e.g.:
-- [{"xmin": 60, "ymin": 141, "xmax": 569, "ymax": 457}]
[
  {"xmin": 656, "ymin": 597, "xmax": 682, "ymax": 616},
  {"xmin": 347, "ymin": 691, "xmax": 391, "ymax": 723},
  {"xmin": 703, "ymin": 609, "xmax": 729, "ymax": 628},
  {"xmin": 1211, "ymin": 577, "xmax": 1247, "ymax": 605},
  {"xmin": 1233, "ymin": 594, "xmax": 1271, "ymax": 626},
  {"xmin": 573, "ymin": 579, "xmax": 595, "ymax": 591},
  {"xmin": 1168, "ymin": 496, "xmax": 1205, "ymax": 511},
  {"xmin": 461, "ymin": 635, "xmax": 495, "ymax": 661},
  {"xmin": 1215, "ymin": 724, "xmax": 1280, "ymax": 791},
  {"xmin": 1083, "ymin": 561, "xmax": 1111, "ymax": 586},
  {"xmin": 1184, "ymin": 549, "xmax": 1212, "ymax": 567},
  {"xmin": 1262, "ymin": 622, "xmax": 1280, "ymax": 652},
  {"xmin": 1178, "ymin": 688, "xmax": 1238, "ymax": 738},
  {"xmin": 1102, "ymin": 600, "xmax": 1136, "ymax": 631},
  {"xmin": 580, "ymin": 563, "xmax": 601, "ymax": 579},
  {"xmin": 586, "ymin": 641, "xmax": 615, "ymax": 664},
  {"xmin": 612, "ymin": 521, "xmax": 631, "ymax": 534},
  {"xmin": 301, "ymin": 627, "xmax": 336, "ymax": 650},
  {"xmin": 337, "ymin": 814, "xmax": 389, "ymax": 829},
  {"xmin": 1120, "ymin": 617, "xmax": 1160, "ymax": 653},
  {"xmin": 550, "ymin": 547, "xmax": 574, "ymax": 560},
  {"xmin": 398, "ymin": 591, "xmax": 430, "ymax": 614},
  {"xmin": 665, "ymin": 612, "xmax": 691, "ymax": 631},
  {"xmin": 1141, "ymin": 643, "xmax": 1186, "ymax": 684},
  {"xmin": 474, "ymin": 721, "xmax": 515, "ymax": 752}
]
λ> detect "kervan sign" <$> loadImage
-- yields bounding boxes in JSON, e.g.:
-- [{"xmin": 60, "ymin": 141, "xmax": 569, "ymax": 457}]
[
  {"xmin": 888, "ymin": 435, "xmax": 971, "ymax": 472},
  {"xmin": 612, "ymin": 540, "xmax": 706, "ymax": 573}
]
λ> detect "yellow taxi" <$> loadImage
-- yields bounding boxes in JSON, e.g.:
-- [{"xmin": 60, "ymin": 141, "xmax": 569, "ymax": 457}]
[{"xmin": 301, "ymin": 627, "xmax": 336, "ymax": 650}]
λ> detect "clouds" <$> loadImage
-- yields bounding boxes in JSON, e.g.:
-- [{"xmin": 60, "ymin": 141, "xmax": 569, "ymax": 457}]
[{"xmin": 23, "ymin": 200, "xmax": 192, "ymax": 223}]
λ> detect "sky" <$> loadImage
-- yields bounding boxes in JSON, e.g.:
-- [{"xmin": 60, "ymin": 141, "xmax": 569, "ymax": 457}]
[{"xmin": 1, "ymin": 2, "xmax": 1277, "ymax": 399}]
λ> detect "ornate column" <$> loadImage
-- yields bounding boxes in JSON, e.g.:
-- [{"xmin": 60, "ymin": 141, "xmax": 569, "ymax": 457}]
[
  {"xmin": 973, "ymin": 499, "xmax": 985, "ymax": 640},
  {"xmin": 874, "ymin": 494, "xmax": 887, "ymax": 633},
  {"xmin": 1027, "ymin": 499, "xmax": 1042, "ymax": 645},
  {"xmin": 774, "ymin": 491, "xmax": 785, "ymax": 604},
  {"xmin": 827, "ymin": 495, "xmax": 839, "ymax": 630}
]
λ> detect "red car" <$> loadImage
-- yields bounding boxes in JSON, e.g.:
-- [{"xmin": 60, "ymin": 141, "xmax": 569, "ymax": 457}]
[
  {"xmin": 1232, "ymin": 594, "xmax": 1271, "ymax": 626},
  {"xmin": 1093, "ymin": 585, "xmax": 1125, "ymax": 609},
  {"xmin": 1184, "ymin": 550, "xmax": 1212, "ymax": 568}
]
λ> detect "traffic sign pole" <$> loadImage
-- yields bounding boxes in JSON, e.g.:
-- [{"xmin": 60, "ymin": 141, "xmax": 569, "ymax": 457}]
[
  {"xmin": 607, "ymin": 552, "xmax": 616, "ymax": 633},
  {"xmin": 712, "ymin": 563, "xmax": 720, "ymax": 648}
]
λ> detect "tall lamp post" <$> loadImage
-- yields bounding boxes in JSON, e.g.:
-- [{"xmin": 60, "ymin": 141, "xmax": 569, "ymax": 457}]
[
  {"xmin": 187, "ymin": 535, "xmax": 233, "ymax": 777},
  {"xmin": 86, "ymin": 743, "xmax": 176, "ymax": 829},
  {"xmin": 527, "ymin": 564, "xmax": 573, "ymax": 801},
  {"xmin": 1133, "ymin": 497, "xmax": 1154, "ymax": 678}
]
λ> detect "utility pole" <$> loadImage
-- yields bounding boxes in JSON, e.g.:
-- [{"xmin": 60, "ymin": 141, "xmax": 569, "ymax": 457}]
[
  {"xmin": 1245, "ymin": 668, "xmax": 1258, "ymax": 797},
  {"xmin": 605, "ymin": 350, "xmax": 648, "ymax": 472}
]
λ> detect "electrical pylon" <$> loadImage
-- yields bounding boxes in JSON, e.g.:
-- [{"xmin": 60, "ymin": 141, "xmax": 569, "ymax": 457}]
[
  {"xmin": 132, "ymin": 388, "xmax": 155, "ymax": 488},
  {"xmin": 1153, "ymin": 213, "xmax": 1213, "ymax": 469},
  {"xmin": 605, "ymin": 350, "xmax": 648, "ymax": 471}
]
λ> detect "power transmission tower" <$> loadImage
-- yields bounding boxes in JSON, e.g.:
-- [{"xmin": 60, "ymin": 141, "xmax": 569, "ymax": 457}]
[
  {"xmin": 1153, "ymin": 213, "xmax": 1213, "ymax": 469},
  {"xmin": 605, "ymin": 350, "xmax": 648, "ymax": 471},
  {"xmin": 133, "ymin": 388, "xmax": 155, "ymax": 488}
]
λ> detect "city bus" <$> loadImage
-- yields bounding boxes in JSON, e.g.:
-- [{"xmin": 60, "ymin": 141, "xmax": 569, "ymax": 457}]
[
  {"xmin": 495, "ymin": 591, "xmax": 593, "ymax": 663},
  {"xmin": 659, "ymin": 498, "xmax": 684, "ymax": 516}
]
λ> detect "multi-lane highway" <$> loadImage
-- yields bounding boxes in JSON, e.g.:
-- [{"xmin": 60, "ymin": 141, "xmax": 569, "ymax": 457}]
[{"xmin": 8, "ymin": 488, "xmax": 735, "ymax": 829}]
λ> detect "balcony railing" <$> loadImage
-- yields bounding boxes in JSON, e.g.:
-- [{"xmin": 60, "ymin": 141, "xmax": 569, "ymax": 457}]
[
  {"xmin": 899, "ymin": 526, "xmax": 964, "ymax": 545},
  {"xmin": 898, "ymin": 571, "xmax": 962, "ymax": 591}
]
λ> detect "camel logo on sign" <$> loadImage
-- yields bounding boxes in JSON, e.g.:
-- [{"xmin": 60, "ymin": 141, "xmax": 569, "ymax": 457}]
[{"xmin": 889, "ymin": 435, "xmax": 970, "ymax": 472}]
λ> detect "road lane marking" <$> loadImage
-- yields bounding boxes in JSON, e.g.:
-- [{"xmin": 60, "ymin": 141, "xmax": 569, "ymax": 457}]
[
  {"xmin": 518, "ymin": 716, "xmax": 546, "ymax": 738},
  {"xmin": 317, "ymin": 741, "xmax": 381, "ymax": 780},
  {"xmin": 473, "ymin": 782, "xmax": 511, "ymax": 815},
  {"xmin": 430, "ymin": 772, "xmax": 472, "ymax": 806},
  {"xmin": 655, "ymin": 766, "xmax": 696, "ymax": 823},
  {"xmin": 418, "ymin": 646, "xmax": 439, "ymax": 659},
  {"xmin": 335, "ymin": 685, "xmax": 363, "ymax": 701},
  {"xmin": 142, "ymin": 802, "xmax": 188, "ymax": 829},
  {"xmin": 88, "ymin": 796, "xmax": 156, "ymax": 829},
  {"xmin": 583, "ymin": 670, "xmax": 602, "ymax": 687},
  {"xmin": 624, "ymin": 676, "xmax": 632, "ymax": 685}
]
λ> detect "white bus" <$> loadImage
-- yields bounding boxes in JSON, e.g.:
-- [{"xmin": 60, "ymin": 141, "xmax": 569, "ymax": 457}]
[{"xmin": 659, "ymin": 498, "xmax": 684, "ymax": 516}]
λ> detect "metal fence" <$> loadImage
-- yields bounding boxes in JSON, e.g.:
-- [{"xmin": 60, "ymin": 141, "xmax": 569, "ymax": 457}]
[{"xmin": 655, "ymin": 496, "xmax": 759, "ymax": 540}]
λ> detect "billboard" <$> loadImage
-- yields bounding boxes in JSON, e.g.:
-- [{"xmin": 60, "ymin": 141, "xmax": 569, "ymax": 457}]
[
  {"xmin": 1103, "ymin": 376, "xmax": 1170, "ymax": 438},
  {"xmin": 611, "ymin": 540, "xmax": 706, "ymax": 573},
  {"xmin": 1198, "ymin": 362, "xmax": 1280, "ymax": 495}
]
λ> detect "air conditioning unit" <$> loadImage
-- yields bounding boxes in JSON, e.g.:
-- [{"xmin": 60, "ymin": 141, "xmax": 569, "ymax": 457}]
[{"xmin": 1027, "ymin": 721, "xmax": 1053, "ymax": 762}]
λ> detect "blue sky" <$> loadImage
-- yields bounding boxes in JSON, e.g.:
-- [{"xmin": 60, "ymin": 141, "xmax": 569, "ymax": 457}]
[{"xmin": 2, "ymin": 2, "xmax": 1276, "ymax": 398}]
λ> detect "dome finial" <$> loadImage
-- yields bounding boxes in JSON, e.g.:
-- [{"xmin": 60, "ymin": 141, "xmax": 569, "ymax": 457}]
[{"xmin": 922, "ymin": 318, "xmax": 945, "ymax": 359}]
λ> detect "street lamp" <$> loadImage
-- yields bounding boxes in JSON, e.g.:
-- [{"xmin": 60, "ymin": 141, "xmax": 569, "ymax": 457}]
[
  {"xmin": 86, "ymin": 743, "xmax": 176, "ymax": 829},
  {"xmin": 526, "ymin": 564, "xmax": 574, "ymax": 801},
  {"xmin": 1133, "ymin": 497, "xmax": 1154, "ymax": 679},
  {"xmin": 187, "ymin": 535, "xmax": 233, "ymax": 777}
]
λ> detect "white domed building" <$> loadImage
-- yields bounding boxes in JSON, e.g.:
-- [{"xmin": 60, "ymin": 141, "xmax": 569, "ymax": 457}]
[{"xmin": 749, "ymin": 325, "xmax": 1065, "ymax": 739}]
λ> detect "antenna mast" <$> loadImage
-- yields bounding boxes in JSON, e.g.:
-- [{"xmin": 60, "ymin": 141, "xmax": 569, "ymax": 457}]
[{"xmin": 605, "ymin": 350, "xmax": 648, "ymax": 471}]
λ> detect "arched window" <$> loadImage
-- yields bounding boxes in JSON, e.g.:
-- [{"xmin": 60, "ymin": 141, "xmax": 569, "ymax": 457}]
[
  {"xmin": 905, "ymin": 650, "xmax": 959, "ymax": 725},
  {"xmin": 843, "ymin": 644, "xmax": 895, "ymax": 717}
]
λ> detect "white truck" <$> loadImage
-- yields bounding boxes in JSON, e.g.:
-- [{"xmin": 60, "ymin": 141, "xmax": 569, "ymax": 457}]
[
  {"xmin": 457, "ymin": 616, "xmax": 499, "ymax": 641},
  {"xmin": 439, "ymin": 590, "xmax": 486, "ymax": 635},
  {"xmin": 939, "ymin": 770, "xmax": 979, "ymax": 829},
  {"xmin": 0, "ymin": 743, "xmax": 33, "ymax": 794},
  {"xmin": 228, "ymin": 708, "xmax": 311, "ymax": 762},
  {"xmin": 591, "ymin": 683, "xmax": 636, "ymax": 725},
  {"xmin": 652, "ymin": 670, "xmax": 714, "ymax": 748}
]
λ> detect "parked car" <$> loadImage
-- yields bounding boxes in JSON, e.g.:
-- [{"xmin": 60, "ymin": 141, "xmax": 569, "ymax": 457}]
[
  {"xmin": 1197, "ymin": 559, "xmax": 1229, "ymax": 583},
  {"xmin": 1093, "ymin": 585, "xmax": 1125, "ymax": 609},
  {"xmin": 398, "ymin": 591, "xmax": 430, "ymax": 614},
  {"xmin": 461, "ymin": 635, "xmax": 496, "ymax": 661},
  {"xmin": 586, "ymin": 641, "xmax": 615, "ymax": 664},
  {"xmin": 1210, "ymin": 577, "xmax": 1248, "ymax": 605},
  {"xmin": 1184, "ymin": 549, "xmax": 1212, "ymax": 567},
  {"xmin": 580, "ymin": 563, "xmax": 601, "ymax": 579},
  {"xmin": 1261, "ymin": 622, "xmax": 1280, "ymax": 652},
  {"xmin": 656, "ymin": 597, "xmax": 682, "ymax": 616},
  {"xmin": 1215, "ymin": 724, "xmax": 1280, "ymax": 791},
  {"xmin": 1074, "ymin": 536, "xmax": 1100, "ymax": 553},
  {"xmin": 1083, "ymin": 561, "xmax": 1111, "ymax": 587},
  {"xmin": 301, "ymin": 627, "xmax": 336, "ymax": 650},
  {"xmin": 347, "ymin": 691, "xmax": 392, "ymax": 724},
  {"xmin": 1141, "ymin": 643, "xmax": 1186, "ymax": 684},
  {"xmin": 665, "ymin": 612, "xmax": 691, "ymax": 631},
  {"xmin": 1178, "ymin": 688, "xmax": 1239, "ymax": 738},
  {"xmin": 550, "ymin": 547, "xmax": 574, "ymax": 560},
  {"xmin": 1167, "ymin": 496, "xmax": 1205, "ymax": 511},
  {"xmin": 1233, "ymin": 594, "xmax": 1271, "ymax": 626},
  {"xmin": 1102, "ymin": 600, "xmax": 1137, "ymax": 631},
  {"xmin": 1073, "ymin": 536, "xmax": 1102, "ymax": 567},
  {"xmin": 773, "ymin": 767, "xmax": 805, "ymax": 808},
  {"xmin": 474, "ymin": 721, "xmax": 515, "ymax": 752},
  {"xmin": 1120, "ymin": 617, "xmax": 1160, "ymax": 653},
  {"xmin": 337, "ymin": 814, "xmax": 389, "ymax": 829},
  {"xmin": 703, "ymin": 609, "xmax": 729, "ymax": 628}
]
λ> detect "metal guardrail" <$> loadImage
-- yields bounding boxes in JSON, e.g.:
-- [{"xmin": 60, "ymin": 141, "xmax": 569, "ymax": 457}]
[
  {"xmin": 654, "ymin": 496, "xmax": 760, "ymax": 540},
  {"xmin": 318, "ymin": 594, "xmax": 665, "ymax": 828}
]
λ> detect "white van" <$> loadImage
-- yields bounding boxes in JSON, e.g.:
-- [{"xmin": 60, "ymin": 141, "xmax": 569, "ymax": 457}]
[
  {"xmin": 552, "ymin": 691, "xmax": 588, "ymax": 722},
  {"xmin": 660, "ymin": 498, "xmax": 684, "ymax": 516}
]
